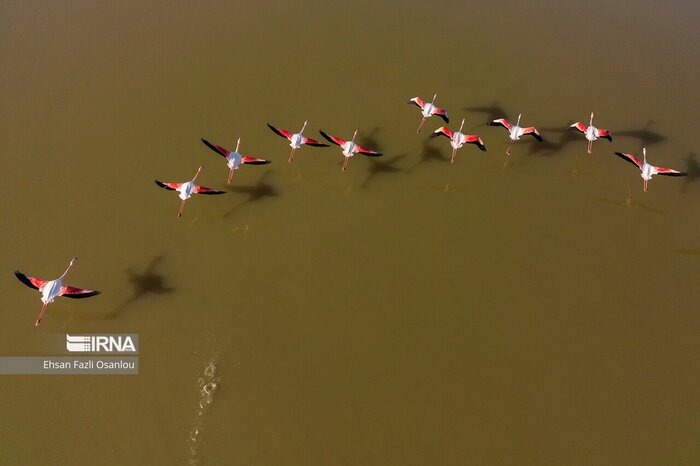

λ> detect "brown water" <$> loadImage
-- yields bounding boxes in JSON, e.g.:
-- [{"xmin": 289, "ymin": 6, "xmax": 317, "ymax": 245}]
[{"xmin": 1, "ymin": 1, "xmax": 699, "ymax": 464}]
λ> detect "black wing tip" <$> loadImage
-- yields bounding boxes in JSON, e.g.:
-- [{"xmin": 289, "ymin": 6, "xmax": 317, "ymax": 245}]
[
  {"xmin": 661, "ymin": 171, "xmax": 688, "ymax": 177},
  {"xmin": 604, "ymin": 135, "xmax": 613, "ymax": 142},
  {"xmin": 438, "ymin": 114, "xmax": 449, "ymax": 124},
  {"xmin": 63, "ymin": 290, "xmax": 101, "ymax": 299},
  {"xmin": 199, "ymin": 190, "xmax": 226, "ymax": 195},
  {"xmin": 532, "ymin": 134, "xmax": 543, "ymax": 142},
  {"xmin": 247, "ymin": 160, "xmax": 272, "ymax": 165},
  {"xmin": 319, "ymin": 130, "xmax": 336, "ymax": 145},
  {"xmin": 14, "ymin": 271, "xmax": 39, "ymax": 290}
]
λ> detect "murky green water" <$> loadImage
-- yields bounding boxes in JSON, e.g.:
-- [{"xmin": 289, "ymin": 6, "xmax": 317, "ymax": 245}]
[{"xmin": 1, "ymin": 1, "xmax": 699, "ymax": 464}]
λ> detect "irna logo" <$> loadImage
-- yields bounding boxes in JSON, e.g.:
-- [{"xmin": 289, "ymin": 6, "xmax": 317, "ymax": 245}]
[{"xmin": 66, "ymin": 334, "xmax": 138, "ymax": 353}]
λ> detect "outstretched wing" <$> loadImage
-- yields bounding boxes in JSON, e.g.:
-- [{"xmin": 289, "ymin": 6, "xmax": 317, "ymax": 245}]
[
  {"xmin": 15, "ymin": 271, "xmax": 46, "ymax": 291},
  {"xmin": 60, "ymin": 285, "xmax": 100, "ymax": 299},
  {"xmin": 433, "ymin": 107, "xmax": 449, "ymax": 123},
  {"xmin": 155, "ymin": 180, "xmax": 180, "ymax": 191},
  {"xmin": 463, "ymin": 135, "xmax": 487, "ymax": 152},
  {"xmin": 613, "ymin": 152, "xmax": 643, "ymax": 169},
  {"xmin": 302, "ymin": 137, "xmax": 328, "ymax": 147},
  {"xmin": 201, "ymin": 138, "xmax": 230, "ymax": 157},
  {"xmin": 355, "ymin": 145, "xmax": 383, "ymax": 157},
  {"xmin": 408, "ymin": 96, "xmax": 425, "ymax": 109},
  {"xmin": 194, "ymin": 185, "xmax": 226, "ymax": 195},
  {"xmin": 319, "ymin": 130, "xmax": 346, "ymax": 147},
  {"xmin": 241, "ymin": 156, "xmax": 271, "ymax": 165},
  {"xmin": 596, "ymin": 129, "xmax": 612, "ymax": 142},
  {"xmin": 656, "ymin": 166, "xmax": 687, "ymax": 177},
  {"xmin": 522, "ymin": 127, "xmax": 543, "ymax": 142},
  {"xmin": 488, "ymin": 118, "xmax": 512, "ymax": 130},
  {"xmin": 569, "ymin": 122, "xmax": 588, "ymax": 134},
  {"xmin": 267, "ymin": 123, "xmax": 293, "ymax": 140},
  {"xmin": 430, "ymin": 127, "xmax": 454, "ymax": 139}
]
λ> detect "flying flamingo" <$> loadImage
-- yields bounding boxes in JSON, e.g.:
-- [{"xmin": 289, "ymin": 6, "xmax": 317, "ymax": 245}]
[
  {"xmin": 15, "ymin": 257, "xmax": 100, "ymax": 326},
  {"xmin": 488, "ymin": 113, "xmax": 542, "ymax": 155},
  {"xmin": 408, "ymin": 94, "xmax": 449, "ymax": 133},
  {"xmin": 267, "ymin": 121, "xmax": 328, "ymax": 162},
  {"xmin": 614, "ymin": 147, "xmax": 687, "ymax": 192},
  {"xmin": 569, "ymin": 112, "xmax": 612, "ymax": 154},
  {"xmin": 155, "ymin": 165, "xmax": 225, "ymax": 218},
  {"xmin": 201, "ymin": 138, "xmax": 270, "ymax": 183},
  {"xmin": 319, "ymin": 129, "xmax": 383, "ymax": 172},
  {"xmin": 430, "ymin": 118, "xmax": 487, "ymax": 163}
]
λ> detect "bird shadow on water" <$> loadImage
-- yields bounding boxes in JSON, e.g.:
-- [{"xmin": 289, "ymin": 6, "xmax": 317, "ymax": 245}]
[
  {"xmin": 105, "ymin": 255, "xmax": 175, "ymax": 319},
  {"xmin": 406, "ymin": 139, "xmax": 448, "ymax": 173},
  {"xmin": 362, "ymin": 153, "xmax": 408, "ymax": 188},
  {"xmin": 680, "ymin": 153, "xmax": 700, "ymax": 194},
  {"xmin": 596, "ymin": 183, "xmax": 664, "ymax": 215},
  {"xmin": 225, "ymin": 170, "xmax": 278, "ymax": 217},
  {"xmin": 463, "ymin": 101, "xmax": 509, "ymax": 126},
  {"xmin": 615, "ymin": 120, "xmax": 666, "ymax": 147}
]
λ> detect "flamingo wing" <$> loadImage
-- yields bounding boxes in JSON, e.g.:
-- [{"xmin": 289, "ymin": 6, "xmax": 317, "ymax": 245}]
[
  {"xmin": 201, "ymin": 138, "xmax": 230, "ymax": 157},
  {"xmin": 319, "ymin": 130, "xmax": 346, "ymax": 147},
  {"xmin": 522, "ymin": 127, "xmax": 543, "ymax": 142},
  {"xmin": 155, "ymin": 180, "xmax": 181, "ymax": 191},
  {"xmin": 433, "ymin": 107, "xmax": 449, "ymax": 123},
  {"xmin": 355, "ymin": 145, "xmax": 383, "ymax": 157},
  {"xmin": 463, "ymin": 135, "xmax": 487, "ymax": 152},
  {"xmin": 597, "ymin": 129, "xmax": 613, "ymax": 142},
  {"xmin": 267, "ymin": 124, "xmax": 293, "ymax": 140},
  {"xmin": 15, "ymin": 271, "xmax": 46, "ymax": 291},
  {"xmin": 301, "ymin": 136, "xmax": 329, "ymax": 147},
  {"xmin": 655, "ymin": 166, "xmax": 687, "ymax": 177},
  {"xmin": 488, "ymin": 118, "xmax": 512, "ymax": 130},
  {"xmin": 194, "ymin": 185, "xmax": 226, "ymax": 195},
  {"xmin": 614, "ymin": 152, "xmax": 643, "ymax": 169},
  {"xmin": 241, "ymin": 156, "xmax": 271, "ymax": 165},
  {"xmin": 569, "ymin": 122, "xmax": 588, "ymax": 134},
  {"xmin": 60, "ymin": 285, "xmax": 100, "ymax": 299},
  {"xmin": 408, "ymin": 97, "xmax": 425, "ymax": 109},
  {"xmin": 430, "ymin": 127, "xmax": 454, "ymax": 139}
]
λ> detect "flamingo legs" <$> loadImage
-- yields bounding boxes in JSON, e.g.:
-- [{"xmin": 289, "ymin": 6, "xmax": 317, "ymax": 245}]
[
  {"xmin": 416, "ymin": 117, "xmax": 426, "ymax": 134},
  {"xmin": 289, "ymin": 148, "xmax": 296, "ymax": 163},
  {"xmin": 450, "ymin": 148, "xmax": 457, "ymax": 164},
  {"xmin": 227, "ymin": 168, "xmax": 234, "ymax": 184},
  {"xmin": 177, "ymin": 200, "xmax": 186, "ymax": 218},
  {"xmin": 35, "ymin": 303, "xmax": 48, "ymax": 327},
  {"xmin": 342, "ymin": 157, "xmax": 350, "ymax": 172},
  {"xmin": 587, "ymin": 140, "xmax": 592, "ymax": 155},
  {"xmin": 644, "ymin": 179, "xmax": 648, "ymax": 192}
]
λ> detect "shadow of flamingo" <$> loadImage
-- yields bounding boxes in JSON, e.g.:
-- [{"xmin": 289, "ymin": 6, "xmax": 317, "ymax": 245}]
[
  {"xmin": 615, "ymin": 120, "xmax": 666, "ymax": 147},
  {"xmin": 406, "ymin": 139, "xmax": 449, "ymax": 173},
  {"xmin": 106, "ymin": 255, "xmax": 175, "ymax": 319},
  {"xmin": 463, "ymin": 101, "xmax": 510, "ymax": 127},
  {"xmin": 680, "ymin": 153, "xmax": 700, "ymax": 193},
  {"xmin": 362, "ymin": 153, "xmax": 408, "ymax": 188},
  {"xmin": 225, "ymin": 170, "xmax": 278, "ymax": 217}
]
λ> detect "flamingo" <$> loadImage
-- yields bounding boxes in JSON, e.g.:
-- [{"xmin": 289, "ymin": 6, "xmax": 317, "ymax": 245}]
[
  {"xmin": 488, "ymin": 113, "xmax": 542, "ymax": 155},
  {"xmin": 408, "ymin": 94, "xmax": 449, "ymax": 133},
  {"xmin": 266, "ymin": 121, "xmax": 329, "ymax": 162},
  {"xmin": 15, "ymin": 257, "xmax": 100, "ymax": 326},
  {"xmin": 155, "ymin": 165, "xmax": 225, "ymax": 218},
  {"xmin": 430, "ymin": 118, "xmax": 487, "ymax": 163},
  {"xmin": 614, "ymin": 148, "xmax": 687, "ymax": 192},
  {"xmin": 569, "ymin": 112, "xmax": 612, "ymax": 154},
  {"xmin": 201, "ymin": 138, "xmax": 270, "ymax": 183},
  {"xmin": 319, "ymin": 129, "xmax": 383, "ymax": 172}
]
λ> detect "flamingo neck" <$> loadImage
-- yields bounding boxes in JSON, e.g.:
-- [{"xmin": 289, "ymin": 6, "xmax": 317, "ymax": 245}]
[{"xmin": 60, "ymin": 257, "xmax": 77, "ymax": 279}]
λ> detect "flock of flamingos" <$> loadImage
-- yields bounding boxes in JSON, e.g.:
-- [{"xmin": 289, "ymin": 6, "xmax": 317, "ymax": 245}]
[{"xmin": 14, "ymin": 94, "xmax": 687, "ymax": 326}]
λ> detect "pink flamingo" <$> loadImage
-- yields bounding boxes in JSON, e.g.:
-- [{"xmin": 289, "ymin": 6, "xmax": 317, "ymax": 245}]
[
  {"xmin": 430, "ymin": 118, "xmax": 486, "ymax": 163},
  {"xmin": 570, "ymin": 112, "xmax": 612, "ymax": 154},
  {"xmin": 155, "ymin": 166, "xmax": 225, "ymax": 218},
  {"xmin": 15, "ymin": 257, "xmax": 100, "ymax": 326}
]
